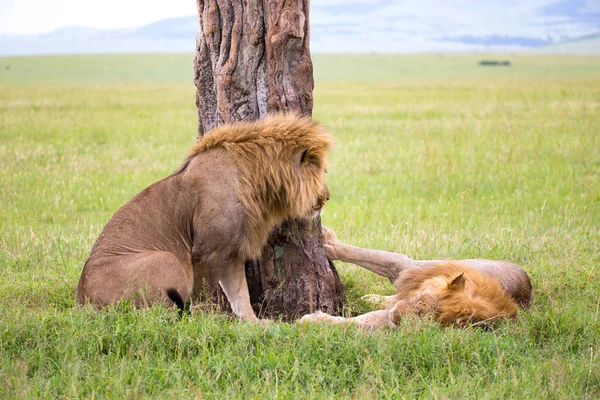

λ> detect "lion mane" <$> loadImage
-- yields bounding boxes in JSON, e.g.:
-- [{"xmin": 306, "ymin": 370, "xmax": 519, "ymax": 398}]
[
  {"xmin": 391, "ymin": 262, "xmax": 519, "ymax": 327},
  {"xmin": 183, "ymin": 114, "xmax": 333, "ymax": 259}
]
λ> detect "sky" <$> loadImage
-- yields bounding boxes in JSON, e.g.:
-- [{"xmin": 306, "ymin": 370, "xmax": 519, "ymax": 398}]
[
  {"xmin": 0, "ymin": 0, "xmax": 598, "ymax": 36},
  {"xmin": 310, "ymin": 0, "xmax": 600, "ymax": 52},
  {"xmin": 0, "ymin": 0, "xmax": 599, "ymax": 53},
  {"xmin": 0, "ymin": 0, "xmax": 197, "ymax": 34}
]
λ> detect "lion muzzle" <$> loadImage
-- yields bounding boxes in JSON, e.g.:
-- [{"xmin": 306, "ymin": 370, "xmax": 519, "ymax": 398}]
[{"xmin": 312, "ymin": 185, "xmax": 330, "ymax": 215}]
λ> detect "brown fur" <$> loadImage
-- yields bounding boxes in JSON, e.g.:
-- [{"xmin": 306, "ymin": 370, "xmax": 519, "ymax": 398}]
[
  {"xmin": 390, "ymin": 262, "xmax": 519, "ymax": 327},
  {"xmin": 300, "ymin": 227, "xmax": 528, "ymax": 329},
  {"xmin": 184, "ymin": 114, "xmax": 333, "ymax": 258},
  {"xmin": 76, "ymin": 114, "xmax": 333, "ymax": 322}
]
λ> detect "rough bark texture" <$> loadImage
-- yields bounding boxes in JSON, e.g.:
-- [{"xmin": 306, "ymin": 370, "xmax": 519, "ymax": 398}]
[{"xmin": 194, "ymin": 0, "xmax": 345, "ymax": 321}]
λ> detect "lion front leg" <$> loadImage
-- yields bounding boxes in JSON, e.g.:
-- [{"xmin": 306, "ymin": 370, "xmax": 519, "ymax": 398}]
[
  {"xmin": 361, "ymin": 293, "xmax": 403, "ymax": 309},
  {"xmin": 388, "ymin": 294, "xmax": 440, "ymax": 325},
  {"xmin": 218, "ymin": 259, "xmax": 261, "ymax": 322},
  {"xmin": 300, "ymin": 311, "xmax": 346, "ymax": 324},
  {"xmin": 300, "ymin": 310, "xmax": 393, "ymax": 329},
  {"xmin": 321, "ymin": 226, "xmax": 415, "ymax": 280}
]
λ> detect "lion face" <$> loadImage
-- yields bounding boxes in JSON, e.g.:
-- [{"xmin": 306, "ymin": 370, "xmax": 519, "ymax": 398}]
[
  {"xmin": 188, "ymin": 114, "xmax": 334, "ymax": 258},
  {"xmin": 393, "ymin": 263, "xmax": 520, "ymax": 328},
  {"xmin": 436, "ymin": 272, "xmax": 519, "ymax": 328},
  {"xmin": 396, "ymin": 272, "xmax": 519, "ymax": 328},
  {"xmin": 312, "ymin": 184, "xmax": 330, "ymax": 217},
  {"xmin": 286, "ymin": 147, "xmax": 330, "ymax": 220}
]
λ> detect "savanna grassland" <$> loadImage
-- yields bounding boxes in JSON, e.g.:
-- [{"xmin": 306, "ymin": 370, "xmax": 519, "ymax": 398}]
[{"xmin": 1, "ymin": 53, "xmax": 599, "ymax": 398}]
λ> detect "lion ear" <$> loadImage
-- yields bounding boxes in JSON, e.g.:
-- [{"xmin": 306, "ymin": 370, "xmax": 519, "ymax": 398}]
[
  {"xmin": 293, "ymin": 148, "xmax": 309, "ymax": 168},
  {"xmin": 447, "ymin": 272, "xmax": 466, "ymax": 292},
  {"xmin": 300, "ymin": 149, "xmax": 309, "ymax": 163}
]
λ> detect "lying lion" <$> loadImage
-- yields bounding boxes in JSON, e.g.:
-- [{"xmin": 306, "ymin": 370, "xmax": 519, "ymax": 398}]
[
  {"xmin": 76, "ymin": 114, "xmax": 333, "ymax": 322},
  {"xmin": 301, "ymin": 227, "xmax": 532, "ymax": 328}
]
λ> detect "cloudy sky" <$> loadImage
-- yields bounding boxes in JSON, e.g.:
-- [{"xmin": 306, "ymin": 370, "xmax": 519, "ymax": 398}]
[
  {"xmin": 0, "ymin": 0, "xmax": 598, "ymax": 52},
  {"xmin": 0, "ymin": 0, "xmax": 196, "ymax": 34},
  {"xmin": 311, "ymin": 0, "xmax": 600, "ymax": 51}
]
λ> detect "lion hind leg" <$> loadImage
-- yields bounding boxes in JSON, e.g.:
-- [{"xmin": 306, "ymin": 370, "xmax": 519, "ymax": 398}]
[
  {"xmin": 127, "ymin": 251, "xmax": 193, "ymax": 311},
  {"xmin": 78, "ymin": 251, "xmax": 193, "ymax": 311}
]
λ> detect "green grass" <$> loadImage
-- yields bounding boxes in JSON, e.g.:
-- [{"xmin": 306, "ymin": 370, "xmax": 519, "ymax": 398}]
[
  {"xmin": 1, "ymin": 54, "xmax": 599, "ymax": 398},
  {"xmin": 2, "ymin": 53, "xmax": 600, "ymax": 85}
]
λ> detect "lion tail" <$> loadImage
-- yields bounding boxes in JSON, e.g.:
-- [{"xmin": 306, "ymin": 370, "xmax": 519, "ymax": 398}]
[{"xmin": 166, "ymin": 288, "xmax": 185, "ymax": 317}]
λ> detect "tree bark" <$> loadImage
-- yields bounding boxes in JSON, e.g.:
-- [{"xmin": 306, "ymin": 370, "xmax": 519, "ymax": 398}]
[{"xmin": 193, "ymin": 0, "xmax": 345, "ymax": 321}]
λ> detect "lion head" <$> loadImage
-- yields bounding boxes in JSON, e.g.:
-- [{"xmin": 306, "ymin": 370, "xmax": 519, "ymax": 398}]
[
  {"xmin": 185, "ymin": 113, "xmax": 333, "ymax": 258},
  {"xmin": 435, "ymin": 270, "xmax": 519, "ymax": 327},
  {"xmin": 393, "ymin": 263, "xmax": 519, "ymax": 328}
]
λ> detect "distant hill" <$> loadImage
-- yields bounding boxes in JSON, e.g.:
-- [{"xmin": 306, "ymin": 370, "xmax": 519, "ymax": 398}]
[
  {"xmin": 0, "ymin": 17, "xmax": 198, "ymax": 56},
  {"xmin": 535, "ymin": 34, "xmax": 600, "ymax": 54},
  {"xmin": 1, "ymin": 14, "xmax": 599, "ymax": 56}
]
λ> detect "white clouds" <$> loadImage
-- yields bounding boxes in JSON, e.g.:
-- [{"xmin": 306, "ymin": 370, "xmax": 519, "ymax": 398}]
[
  {"xmin": 0, "ymin": 0, "xmax": 598, "ymax": 53},
  {"xmin": 311, "ymin": 0, "xmax": 600, "ymax": 47},
  {"xmin": 0, "ymin": 0, "xmax": 196, "ymax": 34},
  {"xmin": 578, "ymin": 0, "xmax": 600, "ymax": 13}
]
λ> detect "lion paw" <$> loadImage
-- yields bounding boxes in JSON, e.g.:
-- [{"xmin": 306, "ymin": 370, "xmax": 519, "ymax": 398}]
[
  {"xmin": 300, "ymin": 311, "xmax": 341, "ymax": 324},
  {"xmin": 323, "ymin": 244, "xmax": 336, "ymax": 260},
  {"xmin": 321, "ymin": 226, "xmax": 343, "ymax": 260},
  {"xmin": 321, "ymin": 226, "xmax": 339, "ymax": 244},
  {"xmin": 300, "ymin": 311, "xmax": 326, "ymax": 323},
  {"xmin": 361, "ymin": 294, "xmax": 387, "ymax": 305}
]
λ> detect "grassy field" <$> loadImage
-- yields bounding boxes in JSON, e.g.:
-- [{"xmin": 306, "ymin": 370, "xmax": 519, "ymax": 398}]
[{"xmin": 1, "ymin": 53, "xmax": 599, "ymax": 398}]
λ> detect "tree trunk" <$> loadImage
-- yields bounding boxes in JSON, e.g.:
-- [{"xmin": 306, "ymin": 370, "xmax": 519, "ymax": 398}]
[{"xmin": 193, "ymin": 0, "xmax": 345, "ymax": 321}]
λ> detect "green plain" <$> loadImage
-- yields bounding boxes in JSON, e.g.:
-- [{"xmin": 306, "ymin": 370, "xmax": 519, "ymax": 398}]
[{"xmin": 1, "ymin": 53, "xmax": 599, "ymax": 398}]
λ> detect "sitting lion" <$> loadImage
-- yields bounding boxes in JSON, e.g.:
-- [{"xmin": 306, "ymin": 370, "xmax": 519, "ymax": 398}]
[
  {"xmin": 301, "ymin": 227, "xmax": 532, "ymax": 328},
  {"xmin": 76, "ymin": 114, "xmax": 333, "ymax": 322}
]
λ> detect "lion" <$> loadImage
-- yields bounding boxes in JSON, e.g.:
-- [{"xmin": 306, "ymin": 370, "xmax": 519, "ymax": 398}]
[
  {"xmin": 76, "ymin": 114, "xmax": 333, "ymax": 322},
  {"xmin": 300, "ymin": 227, "xmax": 532, "ymax": 328}
]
